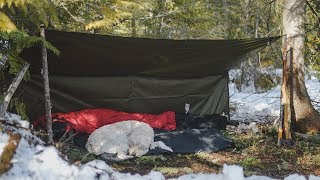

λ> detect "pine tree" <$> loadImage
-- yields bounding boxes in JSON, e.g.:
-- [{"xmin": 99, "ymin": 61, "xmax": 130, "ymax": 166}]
[{"xmin": 0, "ymin": 0, "xmax": 58, "ymax": 118}]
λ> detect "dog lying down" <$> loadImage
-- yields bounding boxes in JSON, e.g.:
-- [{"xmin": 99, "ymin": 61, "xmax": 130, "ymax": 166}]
[{"xmin": 86, "ymin": 120, "xmax": 173, "ymax": 160}]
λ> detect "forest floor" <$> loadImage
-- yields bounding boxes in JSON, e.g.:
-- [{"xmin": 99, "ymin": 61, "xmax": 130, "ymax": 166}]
[{"xmin": 65, "ymin": 124, "xmax": 320, "ymax": 179}]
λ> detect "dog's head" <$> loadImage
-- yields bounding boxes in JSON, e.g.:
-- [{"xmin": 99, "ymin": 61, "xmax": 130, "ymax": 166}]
[{"xmin": 128, "ymin": 145, "xmax": 148, "ymax": 157}]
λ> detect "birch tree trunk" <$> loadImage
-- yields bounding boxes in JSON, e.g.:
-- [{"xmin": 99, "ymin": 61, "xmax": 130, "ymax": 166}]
[{"xmin": 283, "ymin": 0, "xmax": 320, "ymax": 133}]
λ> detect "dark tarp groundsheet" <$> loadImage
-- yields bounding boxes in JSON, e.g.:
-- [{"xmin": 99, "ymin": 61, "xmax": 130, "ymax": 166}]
[
  {"xmin": 74, "ymin": 127, "xmax": 234, "ymax": 162},
  {"xmin": 20, "ymin": 30, "xmax": 279, "ymax": 119},
  {"xmin": 150, "ymin": 128, "xmax": 234, "ymax": 154},
  {"xmin": 104, "ymin": 128, "xmax": 234, "ymax": 162}
]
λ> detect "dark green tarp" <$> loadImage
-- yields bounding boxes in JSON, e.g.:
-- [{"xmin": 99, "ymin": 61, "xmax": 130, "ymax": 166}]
[{"xmin": 20, "ymin": 30, "xmax": 279, "ymax": 119}]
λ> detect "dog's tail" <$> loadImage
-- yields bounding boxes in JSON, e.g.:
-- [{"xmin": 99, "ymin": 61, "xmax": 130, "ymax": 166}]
[{"xmin": 151, "ymin": 141, "xmax": 173, "ymax": 152}]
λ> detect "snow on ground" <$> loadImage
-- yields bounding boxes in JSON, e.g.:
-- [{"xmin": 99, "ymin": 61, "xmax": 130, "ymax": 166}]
[
  {"xmin": 0, "ymin": 132, "xmax": 9, "ymax": 155},
  {"xmin": 1, "ymin": 113, "xmax": 320, "ymax": 180},
  {"xmin": 229, "ymin": 69, "xmax": 320, "ymax": 123},
  {"xmin": 4, "ymin": 113, "xmax": 30, "ymax": 128},
  {"xmin": 2, "ymin": 113, "xmax": 44, "ymax": 146},
  {"xmin": 0, "ymin": 121, "xmax": 165, "ymax": 180}
]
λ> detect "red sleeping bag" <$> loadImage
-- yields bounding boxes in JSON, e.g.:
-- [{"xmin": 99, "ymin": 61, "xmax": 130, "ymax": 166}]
[{"xmin": 34, "ymin": 109, "xmax": 176, "ymax": 134}]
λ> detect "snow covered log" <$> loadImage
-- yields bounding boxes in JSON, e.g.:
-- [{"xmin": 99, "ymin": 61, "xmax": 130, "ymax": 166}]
[{"xmin": 0, "ymin": 62, "xmax": 29, "ymax": 118}]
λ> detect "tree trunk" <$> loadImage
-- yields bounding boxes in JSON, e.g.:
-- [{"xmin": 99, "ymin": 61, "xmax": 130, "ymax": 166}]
[
  {"xmin": 157, "ymin": 0, "xmax": 165, "ymax": 38},
  {"xmin": 283, "ymin": 0, "xmax": 320, "ymax": 133},
  {"xmin": 131, "ymin": 15, "xmax": 137, "ymax": 37},
  {"xmin": 0, "ymin": 63, "xmax": 30, "ymax": 118},
  {"xmin": 278, "ymin": 37, "xmax": 295, "ymax": 145},
  {"xmin": 40, "ymin": 25, "xmax": 54, "ymax": 144},
  {"xmin": 222, "ymin": 0, "xmax": 229, "ymax": 39}
]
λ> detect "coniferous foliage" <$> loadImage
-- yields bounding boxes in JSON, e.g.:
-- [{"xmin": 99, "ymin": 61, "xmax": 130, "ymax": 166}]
[
  {"xmin": 305, "ymin": 0, "xmax": 320, "ymax": 73},
  {"xmin": 0, "ymin": 0, "xmax": 58, "ymax": 118}
]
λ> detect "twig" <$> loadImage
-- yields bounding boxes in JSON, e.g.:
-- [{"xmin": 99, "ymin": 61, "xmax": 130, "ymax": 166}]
[
  {"xmin": 239, "ymin": 87, "xmax": 276, "ymax": 102},
  {"xmin": 245, "ymin": 89, "xmax": 276, "ymax": 103},
  {"xmin": 58, "ymin": 129, "xmax": 69, "ymax": 145},
  {"xmin": 306, "ymin": 0, "xmax": 320, "ymax": 26},
  {"xmin": 62, "ymin": 131, "xmax": 78, "ymax": 144},
  {"xmin": 0, "ymin": 119, "xmax": 30, "ymax": 131},
  {"xmin": 80, "ymin": 152, "xmax": 91, "ymax": 163}
]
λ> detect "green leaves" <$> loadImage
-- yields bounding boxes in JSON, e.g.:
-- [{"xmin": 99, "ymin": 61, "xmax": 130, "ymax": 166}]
[
  {"xmin": 0, "ymin": 31, "xmax": 59, "ymax": 55},
  {"xmin": 84, "ymin": 0, "xmax": 149, "ymax": 30},
  {"xmin": 0, "ymin": 11, "xmax": 17, "ymax": 32},
  {"xmin": 9, "ymin": 98, "xmax": 29, "ymax": 121},
  {"xmin": 306, "ymin": 0, "xmax": 320, "ymax": 72},
  {"xmin": 0, "ymin": 0, "xmax": 57, "ymax": 30},
  {"xmin": 0, "ymin": 0, "xmax": 27, "ymax": 8},
  {"xmin": 0, "ymin": 31, "xmax": 59, "ymax": 86}
]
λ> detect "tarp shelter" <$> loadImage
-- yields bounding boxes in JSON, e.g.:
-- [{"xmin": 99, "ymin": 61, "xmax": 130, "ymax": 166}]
[{"xmin": 21, "ymin": 30, "xmax": 279, "ymax": 120}]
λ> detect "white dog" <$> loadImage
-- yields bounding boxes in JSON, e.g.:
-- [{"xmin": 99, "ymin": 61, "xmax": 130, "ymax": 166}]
[{"xmin": 86, "ymin": 120, "xmax": 173, "ymax": 160}]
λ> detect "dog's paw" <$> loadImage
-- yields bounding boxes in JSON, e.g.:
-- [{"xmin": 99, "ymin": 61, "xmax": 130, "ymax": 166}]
[
  {"xmin": 152, "ymin": 141, "xmax": 173, "ymax": 152},
  {"xmin": 117, "ymin": 153, "xmax": 134, "ymax": 160}
]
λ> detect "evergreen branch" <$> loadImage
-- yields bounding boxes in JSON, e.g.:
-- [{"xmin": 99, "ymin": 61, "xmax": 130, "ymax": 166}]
[
  {"xmin": 0, "ymin": 31, "xmax": 60, "ymax": 56},
  {"xmin": 61, "ymin": 5, "xmax": 86, "ymax": 24},
  {"xmin": 50, "ymin": 1, "xmax": 85, "ymax": 24},
  {"xmin": 0, "ymin": 11, "xmax": 17, "ymax": 32},
  {"xmin": 306, "ymin": 0, "xmax": 320, "ymax": 26}
]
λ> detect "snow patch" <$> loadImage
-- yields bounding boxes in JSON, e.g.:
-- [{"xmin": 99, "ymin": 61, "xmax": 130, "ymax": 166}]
[
  {"xmin": 175, "ymin": 173, "xmax": 223, "ymax": 180},
  {"xmin": 4, "ymin": 113, "xmax": 30, "ymax": 128},
  {"xmin": 284, "ymin": 174, "xmax": 307, "ymax": 180},
  {"xmin": 246, "ymin": 175, "xmax": 275, "ymax": 180},
  {"xmin": 222, "ymin": 164, "xmax": 245, "ymax": 180},
  {"xmin": 0, "ymin": 132, "xmax": 10, "ymax": 155},
  {"xmin": 309, "ymin": 175, "xmax": 320, "ymax": 180},
  {"xmin": 229, "ymin": 71, "xmax": 320, "ymax": 123}
]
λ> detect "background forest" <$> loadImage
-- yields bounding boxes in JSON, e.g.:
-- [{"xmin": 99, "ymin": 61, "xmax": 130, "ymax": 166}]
[{"xmin": 0, "ymin": 0, "xmax": 319, "ymax": 116}]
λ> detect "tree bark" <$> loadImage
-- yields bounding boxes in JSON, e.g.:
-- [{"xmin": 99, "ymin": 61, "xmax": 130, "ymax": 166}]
[
  {"xmin": 283, "ymin": 0, "xmax": 320, "ymax": 133},
  {"xmin": 40, "ymin": 25, "xmax": 54, "ymax": 144},
  {"xmin": 131, "ymin": 15, "xmax": 137, "ymax": 37},
  {"xmin": 222, "ymin": 0, "xmax": 229, "ymax": 39},
  {"xmin": 278, "ymin": 37, "xmax": 295, "ymax": 145},
  {"xmin": 0, "ymin": 63, "xmax": 29, "ymax": 118},
  {"xmin": 157, "ymin": 0, "xmax": 165, "ymax": 38}
]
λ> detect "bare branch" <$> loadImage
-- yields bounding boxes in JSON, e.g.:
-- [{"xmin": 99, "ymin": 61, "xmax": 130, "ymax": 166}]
[{"xmin": 0, "ymin": 63, "xmax": 30, "ymax": 118}]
